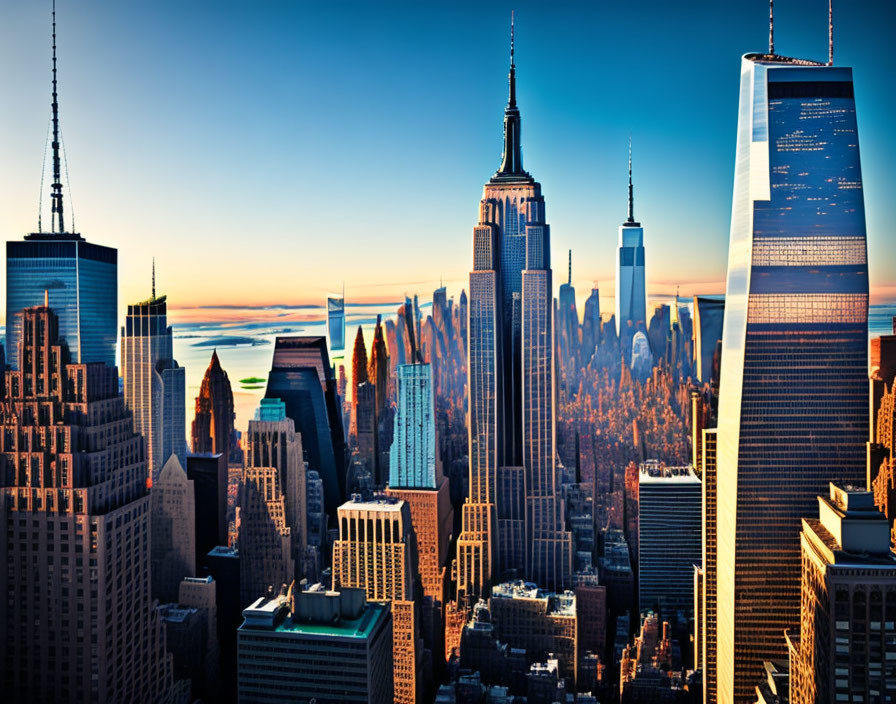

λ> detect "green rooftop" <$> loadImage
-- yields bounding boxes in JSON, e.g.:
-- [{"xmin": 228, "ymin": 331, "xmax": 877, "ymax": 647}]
[{"xmin": 276, "ymin": 602, "xmax": 388, "ymax": 639}]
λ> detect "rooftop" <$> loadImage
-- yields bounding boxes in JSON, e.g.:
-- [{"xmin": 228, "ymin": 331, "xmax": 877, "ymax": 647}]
[
  {"xmin": 744, "ymin": 52, "xmax": 825, "ymax": 66},
  {"xmin": 340, "ymin": 494, "xmax": 404, "ymax": 512},
  {"xmin": 638, "ymin": 461, "xmax": 700, "ymax": 484}
]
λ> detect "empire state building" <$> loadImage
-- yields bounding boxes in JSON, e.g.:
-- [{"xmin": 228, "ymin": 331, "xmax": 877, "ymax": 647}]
[{"xmin": 455, "ymin": 20, "xmax": 572, "ymax": 600}]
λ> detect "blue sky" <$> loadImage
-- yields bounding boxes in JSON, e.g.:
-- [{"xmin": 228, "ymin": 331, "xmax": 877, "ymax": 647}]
[{"xmin": 1, "ymin": 0, "xmax": 894, "ymax": 319}]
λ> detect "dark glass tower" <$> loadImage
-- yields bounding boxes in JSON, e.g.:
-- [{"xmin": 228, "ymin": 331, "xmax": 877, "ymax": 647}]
[
  {"xmin": 456, "ymin": 19, "xmax": 572, "ymax": 599},
  {"xmin": 715, "ymin": 54, "xmax": 869, "ymax": 702}
]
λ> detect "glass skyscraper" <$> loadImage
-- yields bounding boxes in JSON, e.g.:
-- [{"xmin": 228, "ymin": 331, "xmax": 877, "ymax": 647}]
[
  {"xmin": 715, "ymin": 54, "xmax": 868, "ymax": 703},
  {"xmin": 6, "ymin": 235, "xmax": 117, "ymax": 370},
  {"xmin": 328, "ymin": 294, "xmax": 346, "ymax": 354},
  {"xmin": 389, "ymin": 363, "xmax": 438, "ymax": 489},
  {"xmin": 615, "ymin": 148, "xmax": 646, "ymax": 342}
]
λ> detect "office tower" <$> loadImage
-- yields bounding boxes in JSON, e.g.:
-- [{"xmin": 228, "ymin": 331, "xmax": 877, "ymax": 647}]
[
  {"xmin": 870, "ymin": 319, "xmax": 896, "ymax": 441},
  {"xmin": 701, "ymin": 428, "xmax": 719, "ymax": 704},
  {"xmin": 177, "ymin": 575, "xmax": 222, "ymax": 701},
  {"xmin": 238, "ymin": 400, "xmax": 303, "ymax": 605},
  {"xmin": 615, "ymin": 142, "xmax": 647, "ymax": 341},
  {"xmin": 245, "ymin": 397, "xmax": 306, "ymax": 571},
  {"xmin": 350, "ymin": 325, "xmax": 369, "ymax": 438},
  {"xmin": 186, "ymin": 452, "xmax": 227, "ymax": 567},
  {"xmin": 6, "ymin": 6, "xmax": 117, "ymax": 372},
  {"xmin": 191, "ymin": 350, "xmax": 237, "ymax": 460},
  {"xmin": 306, "ymin": 469, "xmax": 327, "ymax": 555},
  {"xmin": 581, "ymin": 287, "xmax": 601, "ymax": 360},
  {"xmin": 122, "ymin": 284, "xmax": 186, "ymax": 483},
  {"xmin": 158, "ymin": 586, "xmax": 220, "ymax": 702},
  {"xmin": 151, "ymin": 455, "xmax": 196, "ymax": 602},
  {"xmin": 206, "ymin": 545, "xmax": 241, "ymax": 698},
  {"xmin": 573, "ymin": 570, "xmax": 607, "ymax": 671},
  {"xmin": 386, "ymin": 364, "xmax": 453, "ymax": 608},
  {"xmin": 692, "ymin": 296, "xmax": 726, "ymax": 387},
  {"xmin": 355, "ymin": 381, "xmax": 377, "ymax": 472},
  {"xmin": 332, "ymin": 496, "xmax": 422, "ymax": 703},
  {"xmin": 0, "ymin": 303, "xmax": 173, "ymax": 701},
  {"xmin": 266, "ymin": 336, "xmax": 346, "ymax": 513},
  {"xmin": 328, "ymin": 292, "xmax": 346, "ymax": 355},
  {"xmin": 637, "ymin": 462, "xmax": 701, "ymax": 620},
  {"xmin": 486, "ymin": 581, "xmax": 578, "ymax": 686},
  {"xmin": 790, "ymin": 484, "xmax": 896, "ymax": 703},
  {"xmin": 237, "ymin": 585, "xmax": 393, "ymax": 704},
  {"xmin": 715, "ymin": 50, "xmax": 869, "ymax": 702},
  {"xmin": 456, "ymin": 19, "xmax": 572, "ymax": 600},
  {"xmin": 390, "ymin": 363, "xmax": 439, "ymax": 488}
]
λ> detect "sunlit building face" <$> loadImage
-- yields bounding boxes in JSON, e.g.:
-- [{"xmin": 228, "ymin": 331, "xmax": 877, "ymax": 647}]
[{"xmin": 714, "ymin": 55, "xmax": 869, "ymax": 703}]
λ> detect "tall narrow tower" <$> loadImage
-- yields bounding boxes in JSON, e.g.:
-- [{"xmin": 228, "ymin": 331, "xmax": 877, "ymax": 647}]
[
  {"xmin": 455, "ymin": 17, "xmax": 572, "ymax": 600},
  {"xmin": 6, "ymin": 0, "xmax": 117, "ymax": 370},
  {"xmin": 714, "ymin": 48, "xmax": 868, "ymax": 702},
  {"xmin": 615, "ymin": 140, "xmax": 647, "ymax": 342}
]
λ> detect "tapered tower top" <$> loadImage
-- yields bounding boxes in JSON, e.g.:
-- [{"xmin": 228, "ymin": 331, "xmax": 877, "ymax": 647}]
[{"xmin": 492, "ymin": 12, "xmax": 531, "ymax": 183}]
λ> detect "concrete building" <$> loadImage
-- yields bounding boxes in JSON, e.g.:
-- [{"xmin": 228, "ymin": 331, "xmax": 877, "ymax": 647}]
[
  {"xmin": 637, "ymin": 461, "xmax": 701, "ymax": 620},
  {"xmin": 151, "ymin": 454, "xmax": 196, "ymax": 602},
  {"xmin": 0, "ymin": 304, "xmax": 173, "ymax": 702},
  {"xmin": 237, "ymin": 585, "xmax": 393, "ymax": 704},
  {"xmin": 789, "ymin": 484, "xmax": 896, "ymax": 703},
  {"xmin": 332, "ymin": 496, "xmax": 422, "ymax": 703},
  {"xmin": 121, "ymin": 290, "xmax": 186, "ymax": 483},
  {"xmin": 487, "ymin": 580, "xmax": 578, "ymax": 686}
]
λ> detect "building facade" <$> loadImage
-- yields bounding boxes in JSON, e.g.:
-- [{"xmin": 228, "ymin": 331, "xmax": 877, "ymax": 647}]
[
  {"xmin": 715, "ymin": 54, "xmax": 869, "ymax": 702},
  {"xmin": 151, "ymin": 455, "xmax": 196, "ymax": 602},
  {"xmin": 122, "ymin": 293, "xmax": 186, "ymax": 483},
  {"xmin": 0, "ymin": 304, "xmax": 173, "ymax": 702},
  {"xmin": 790, "ymin": 484, "xmax": 896, "ymax": 704},
  {"xmin": 637, "ymin": 462, "xmax": 701, "ymax": 620},
  {"xmin": 390, "ymin": 363, "xmax": 439, "ymax": 489},
  {"xmin": 237, "ymin": 586, "xmax": 393, "ymax": 704}
]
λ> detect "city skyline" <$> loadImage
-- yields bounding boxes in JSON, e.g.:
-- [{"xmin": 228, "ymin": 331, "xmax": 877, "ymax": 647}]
[{"xmin": 1, "ymin": 0, "xmax": 895, "ymax": 326}]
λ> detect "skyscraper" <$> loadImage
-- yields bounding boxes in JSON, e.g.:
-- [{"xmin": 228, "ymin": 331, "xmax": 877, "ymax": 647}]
[
  {"xmin": 715, "ymin": 49, "xmax": 869, "ymax": 701},
  {"xmin": 790, "ymin": 484, "xmax": 896, "ymax": 704},
  {"xmin": 151, "ymin": 455, "xmax": 196, "ymax": 602},
  {"xmin": 122, "ymin": 278, "xmax": 186, "ymax": 483},
  {"xmin": 332, "ymin": 496, "xmax": 422, "ymax": 703},
  {"xmin": 615, "ymin": 141, "xmax": 647, "ymax": 342},
  {"xmin": 0, "ymin": 303, "xmax": 173, "ymax": 702},
  {"xmin": 328, "ymin": 292, "xmax": 346, "ymax": 355},
  {"xmin": 692, "ymin": 296, "xmax": 725, "ymax": 387},
  {"xmin": 390, "ymin": 363, "xmax": 439, "ymax": 489},
  {"xmin": 192, "ymin": 350, "xmax": 237, "ymax": 460},
  {"xmin": 456, "ymin": 17, "xmax": 572, "ymax": 599},
  {"xmin": 5, "ymin": 3, "xmax": 117, "ymax": 371}
]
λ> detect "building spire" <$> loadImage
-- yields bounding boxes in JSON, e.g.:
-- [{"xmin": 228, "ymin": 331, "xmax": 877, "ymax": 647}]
[
  {"xmin": 627, "ymin": 136, "xmax": 635, "ymax": 223},
  {"xmin": 494, "ymin": 11, "xmax": 526, "ymax": 179},
  {"xmin": 769, "ymin": 0, "xmax": 774, "ymax": 55},
  {"xmin": 152, "ymin": 258, "xmax": 156, "ymax": 300},
  {"xmin": 568, "ymin": 249, "xmax": 572, "ymax": 286},
  {"xmin": 50, "ymin": 0, "xmax": 65, "ymax": 234}
]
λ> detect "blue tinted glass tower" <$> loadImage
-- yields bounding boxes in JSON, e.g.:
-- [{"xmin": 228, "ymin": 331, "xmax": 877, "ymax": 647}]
[
  {"xmin": 615, "ymin": 143, "xmax": 646, "ymax": 341},
  {"xmin": 389, "ymin": 363, "xmax": 438, "ymax": 489},
  {"xmin": 715, "ymin": 52, "xmax": 868, "ymax": 702},
  {"xmin": 5, "ymin": 3, "xmax": 116, "ymax": 370}
]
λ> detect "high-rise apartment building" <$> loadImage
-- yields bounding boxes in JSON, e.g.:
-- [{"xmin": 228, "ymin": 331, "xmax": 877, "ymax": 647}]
[
  {"xmin": 637, "ymin": 462, "xmax": 701, "ymax": 621},
  {"xmin": 332, "ymin": 496, "xmax": 422, "ymax": 704},
  {"xmin": 790, "ymin": 484, "xmax": 896, "ymax": 703},
  {"xmin": 151, "ymin": 455, "xmax": 196, "ymax": 602},
  {"xmin": 0, "ymin": 304, "xmax": 173, "ymax": 701},
  {"xmin": 237, "ymin": 585, "xmax": 393, "ymax": 704},
  {"xmin": 456, "ymin": 20, "xmax": 572, "ymax": 600},
  {"xmin": 715, "ymin": 51, "xmax": 869, "ymax": 702},
  {"xmin": 192, "ymin": 350, "xmax": 237, "ymax": 460},
  {"xmin": 122, "ymin": 289, "xmax": 186, "ymax": 483},
  {"xmin": 615, "ymin": 143, "xmax": 647, "ymax": 341}
]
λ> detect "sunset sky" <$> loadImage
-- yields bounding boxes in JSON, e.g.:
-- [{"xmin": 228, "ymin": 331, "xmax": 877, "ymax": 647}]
[{"xmin": 1, "ymin": 0, "xmax": 894, "ymax": 326}]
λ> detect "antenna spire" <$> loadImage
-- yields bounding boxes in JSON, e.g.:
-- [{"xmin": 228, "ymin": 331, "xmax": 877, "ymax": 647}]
[
  {"xmin": 152, "ymin": 258, "xmax": 156, "ymax": 300},
  {"xmin": 509, "ymin": 11, "xmax": 516, "ymax": 107},
  {"xmin": 769, "ymin": 0, "xmax": 774, "ymax": 55},
  {"xmin": 50, "ymin": 0, "xmax": 65, "ymax": 234},
  {"xmin": 828, "ymin": 0, "xmax": 834, "ymax": 66},
  {"xmin": 494, "ymin": 11, "xmax": 526, "ymax": 178},
  {"xmin": 627, "ymin": 136, "xmax": 635, "ymax": 223}
]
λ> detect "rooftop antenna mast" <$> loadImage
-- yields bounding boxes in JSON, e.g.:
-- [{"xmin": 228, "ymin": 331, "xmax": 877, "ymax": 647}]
[
  {"xmin": 152, "ymin": 258, "xmax": 156, "ymax": 300},
  {"xmin": 50, "ymin": 0, "xmax": 65, "ymax": 234},
  {"xmin": 769, "ymin": 0, "xmax": 774, "ymax": 55},
  {"xmin": 568, "ymin": 250, "xmax": 572, "ymax": 286},
  {"xmin": 828, "ymin": 0, "xmax": 834, "ymax": 65},
  {"xmin": 627, "ymin": 136, "xmax": 635, "ymax": 223}
]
